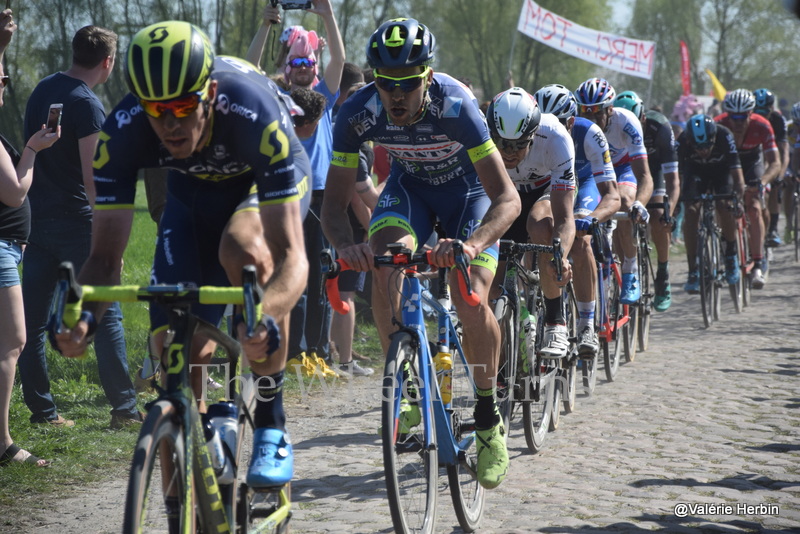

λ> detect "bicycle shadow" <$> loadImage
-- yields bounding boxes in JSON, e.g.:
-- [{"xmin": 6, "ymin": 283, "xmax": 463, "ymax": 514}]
[{"xmin": 632, "ymin": 472, "xmax": 800, "ymax": 491}]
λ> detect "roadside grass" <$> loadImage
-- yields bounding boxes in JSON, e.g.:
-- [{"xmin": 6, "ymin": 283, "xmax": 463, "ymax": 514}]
[{"xmin": 1, "ymin": 178, "xmax": 383, "ymax": 510}]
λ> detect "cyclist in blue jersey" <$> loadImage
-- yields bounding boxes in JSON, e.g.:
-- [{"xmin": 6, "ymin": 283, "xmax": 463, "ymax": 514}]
[
  {"xmin": 52, "ymin": 21, "xmax": 311, "ymax": 489},
  {"xmin": 534, "ymin": 84, "xmax": 619, "ymax": 356},
  {"xmin": 321, "ymin": 18, "xmax": 520, "ymax": 489}
]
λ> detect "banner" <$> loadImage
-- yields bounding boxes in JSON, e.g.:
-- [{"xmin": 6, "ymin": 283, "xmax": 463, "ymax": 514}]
[
  {"xmin": 680, "ymin": 40, "xmax": 691, "ymax": 95},
  {"xmin": 705, "ymin": 68, "xmax": 727, "ymax": 101},
  {"xmin": 516, "ymin": 0, "xmax": 656, "ymax": 80}
]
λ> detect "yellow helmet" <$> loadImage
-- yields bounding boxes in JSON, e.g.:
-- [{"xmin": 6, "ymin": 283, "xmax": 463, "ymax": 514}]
[{"xmin": 125, "ymin": 21, "xmax": 214, "ymax": 101}]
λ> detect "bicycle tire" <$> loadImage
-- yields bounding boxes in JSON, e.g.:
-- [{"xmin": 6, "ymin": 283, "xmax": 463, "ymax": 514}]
[
  {"xmin": 521, "ymin": 341, "xmax": 552, "ymax": 453},
  {"xmin": 636, "ymin": 236, "xmax": 652, "ymax": 353},
  {"xmin": 603, "ymin": 271, "xmax": 622, "ymax": 382},
  {"xmin": 625, "ymin": 303, "xmax": 638, "ymax": 361},
  {"xmin": 698, "ymin": 226, "xmax": 715, "ymax": 328},
  {"xmin": 123, "ymin": 400, "xmax": 193, "ymax": 534},
  {"xmin": 447, "ymin": 337, "xmax": 485, "ymax": 531},
  {"xmin": 712, "ymin": 232, "xmax": 723, "ymax": 321},
  {"xmin": 793, "ymin": 191, "xmax": 799, "ymax": 262},
  {"xmin": 562, "ymin": 356, "xmax": 578, "ymax": 414},
  {"xmin": 740, "ymin": 225, "xmax": 752, "ymax": 308},
  {"xmin": 382, "ymin": 332, "xmax": 437, "ymax": 534},
  {"xmin": 550, "ymin": 286, "xmax": 576, "ymax": 427},
  {"xmin": 493, "ymin": 295, "xmax": 516, "ymax": 433},
  {"xmin": 581, "ymin": 352, "xmax": 598, "ymax": 396}
]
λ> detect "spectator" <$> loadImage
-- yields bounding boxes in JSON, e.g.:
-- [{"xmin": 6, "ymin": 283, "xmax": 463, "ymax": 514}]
[
  {"xmin": 247, "ymin": 0, "xmax": 345, "ymax": 368},
  {"xmin": 333, "ymin": 61, "xmax": 364, "ymax": 116},
  {"xmin": 19, "ymin": 25, "xmax": 142, "ymax": 429},
  {"xmin": 0, "ymin": 8, "xmax": 60, "ymax": 467}
]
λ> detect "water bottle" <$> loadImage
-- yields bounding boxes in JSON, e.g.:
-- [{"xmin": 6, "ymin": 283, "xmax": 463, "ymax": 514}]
[
  {"xmin": 520, "ymin": 306, "xmax": 536, "ymax": 372},
  {"xmin": 202, "ymin": 418, "xmax": 229, "ymax": 483},
  {"xmin": 207, "ymin": 402, "xmax": 238, "ymax": 485},
  {"xmin": 433, "ymin": 348, "xmax": 453, "ymax": 404}
]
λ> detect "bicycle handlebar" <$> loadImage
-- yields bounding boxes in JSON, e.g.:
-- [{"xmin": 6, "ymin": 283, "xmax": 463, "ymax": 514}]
[
  {"xmin": 320, "ymin": 240, "xmax": 480, "ymax": 315},
  {"xmin": 498, "ymin": 238, "xmax": 563, "ymax": 281}
]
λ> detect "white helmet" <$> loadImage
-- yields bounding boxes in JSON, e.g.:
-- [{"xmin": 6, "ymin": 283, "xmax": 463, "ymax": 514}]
[
  {"xmin": 723, "ymin": 89, "xmax": 756, "ymax": 113},
  {"xmin": 486, "ymin": 87, "xmax": 541, "ymax": 140},
  {"xmin": 533, "ymin": 84, "xmax": 577, "ymax": 120}
]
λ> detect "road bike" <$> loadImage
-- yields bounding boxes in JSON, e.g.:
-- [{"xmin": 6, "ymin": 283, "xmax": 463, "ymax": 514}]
[
  {"xmin": 50, "ymin": 262, "xmax": 290, "ymax": 534},
  {"xmin": 322, "ymin": 241, "xmax": 484, "ymax": 534},
  {"xmin": 494, "ymin": 238, "xmax": 572, "ymax": 453},
  {"xmin": 730, "ymin": 197, "xmax": 753, "ymax": 312}
]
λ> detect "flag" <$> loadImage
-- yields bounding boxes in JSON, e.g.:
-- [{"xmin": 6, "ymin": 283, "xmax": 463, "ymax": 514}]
[
  {"xmin": 705, "ymin": 68, "xmax": 727, "ymax": 101},
  {"xmin": 680, "ymin": 41, "xmax": 691, "ymax": 95}
]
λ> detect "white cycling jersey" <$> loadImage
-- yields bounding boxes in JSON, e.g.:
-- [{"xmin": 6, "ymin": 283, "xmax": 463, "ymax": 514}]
[
  {"xmin": 506, "ymin": 113, "xmax": 576, "ymax": 193},
  {"xmin": 604, "ymin": 106, "xmax": 648, "ymax": 168}
]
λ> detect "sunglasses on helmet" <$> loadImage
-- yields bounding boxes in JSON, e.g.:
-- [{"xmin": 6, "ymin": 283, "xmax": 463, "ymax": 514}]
[
  {"xmin": 288, "ymin": 57, "xmax": 316, "ymax": 69},
  {"xmin": 140, "ymin": 91, "xmax": 204, "ymax": 119},
  {"xmin": 492, "ymin": 135, "xmax": 532, "ymax": 153},
  {"xmin": 374, "ymin": 67, "xmax": 430, "ymax": 93}
]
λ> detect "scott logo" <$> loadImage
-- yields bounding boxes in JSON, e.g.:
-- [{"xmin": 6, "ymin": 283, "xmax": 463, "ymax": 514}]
[{"xmin": 148, "ymin": 27, "xmax": 169, "ymax": 44}]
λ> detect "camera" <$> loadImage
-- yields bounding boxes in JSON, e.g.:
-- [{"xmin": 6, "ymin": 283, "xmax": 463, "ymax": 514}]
[{"xmin": 272, "ymin": 0, "xmax": 312, "ymax": 10}]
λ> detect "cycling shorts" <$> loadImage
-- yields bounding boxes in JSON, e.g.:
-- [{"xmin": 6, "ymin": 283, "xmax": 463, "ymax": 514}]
[
  {"xmin": 682, "ymin": 172, "xmax": 733, "ymax": 202},
  {"xmin": 370, "ymin": 171, "xmax": 498, "ymax": 273},
  {"xmin": 503, "ymin": 185, "xmax": 549, "ymax": 244},
  {"xmin": 614, "ymin": 163, "xmax": 638, "ymax": 191}
]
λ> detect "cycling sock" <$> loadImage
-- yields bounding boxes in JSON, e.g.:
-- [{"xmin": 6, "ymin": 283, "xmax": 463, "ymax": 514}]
[
  {"xmin": 577, "ymin": 301, "xmax": 594, "ymax": 330},
  {"xmin": 657, "ymin": 261, "xmax": 669, "ymax": 281},
  {"xmin": 753, "ymin": 256, "xmax": 763, "ymax": 270},
  {"xmin": 769, "ymin": 213, "xmax": 779, "ymax": 233},
  {"xmin": 253, "ymin": 370, "xmax": 286, "ymax": 431},
  {"xmin": 474, "ymin": 387, "xmax": 499, "ymax": 430},
  {"xmin": 544, "ymin": 296, "xmax": 564, "ymax": 325},
  {"xmin": 622, "ymin": 256, "xmax": 638, "ymax": 274}
]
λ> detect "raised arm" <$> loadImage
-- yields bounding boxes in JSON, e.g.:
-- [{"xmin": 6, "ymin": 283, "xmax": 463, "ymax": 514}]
[
  {"xmin": 245, "ymin": 4, "xmax": 282, "ymax": 70},
  {"xmin": 310, "ymin": 0, "xmax": 345, "ymax": 93}
]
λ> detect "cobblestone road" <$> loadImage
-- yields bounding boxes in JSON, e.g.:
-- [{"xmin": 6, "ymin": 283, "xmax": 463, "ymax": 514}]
[{"xmin": 9, "ymin": 243, "xmax": 799, "ymax": 534}]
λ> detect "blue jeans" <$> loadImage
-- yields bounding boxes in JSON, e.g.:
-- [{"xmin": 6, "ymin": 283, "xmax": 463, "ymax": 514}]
[{"xmin": 18, "ymin": 217, "xmax": 138, "ymax": 422}]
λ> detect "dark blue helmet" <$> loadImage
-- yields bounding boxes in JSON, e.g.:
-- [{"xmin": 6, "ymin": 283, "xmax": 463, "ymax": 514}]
[
  {"xmin": 687, "ymin": 114, "xmax": 717, "ymax": 149},
  {"xmin": 367, "ymin": 18, "xmax": 435, "ymax": 69}
]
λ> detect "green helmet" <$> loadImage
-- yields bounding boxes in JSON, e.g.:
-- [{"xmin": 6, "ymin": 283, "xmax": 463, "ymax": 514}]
[
  {"xmin": 125, "ymin": 21, "xmax": 214, "ymax": 101},
  {"xmin": 614, "ymin": 90, "xmax": 644, "ymax": 119}
]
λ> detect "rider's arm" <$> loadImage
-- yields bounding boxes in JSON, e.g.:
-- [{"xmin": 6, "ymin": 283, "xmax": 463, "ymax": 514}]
[
  {"xmin": 245, "ymin": 4, "xmax": 280, "ymax": 69},
  {"xmin": 321, "ymin": 162, "xmax": 371, "ymax": 269},
  {"xmin": 260, "ymin": 201, "xmax": 309, "ymax": 321},
  {"xmin": 762, "ymin": 147, "xmax": 781, "ymax": 185},
  {"xmin": 468, "ymin": 150, "xmax": 521, "ymax": 255},
  {"xmin": 593, "ymin": 180, "xmax": 621, "ymax": 222},
  {"xmin": 631, "ymin": 156, "xmax": 654, "ymax": 205}
]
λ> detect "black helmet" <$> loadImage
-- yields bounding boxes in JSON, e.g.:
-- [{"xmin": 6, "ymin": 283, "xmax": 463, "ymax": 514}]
[
  {"xmin": 366, "ymin": 18, "xmax": 435, "ymax": 69},
  {"xmin": 687, "ymin": 114, "xmax": 717, "ymax": 149}
]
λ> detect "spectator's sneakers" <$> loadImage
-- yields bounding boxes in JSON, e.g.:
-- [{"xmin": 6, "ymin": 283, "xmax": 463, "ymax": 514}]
[
  {"xmin": 110, "ymin": 410, "xmax": 144, "ymax": 430},
  {"xmin": 725, "ymin": 254, "xmax": 740, "ymax": 285},
  {"xmin": 620, "ymin": 272, "xmax": 641, "ymax": 304},
  {"xmin": 765, "ymin": 230, "xmax": 782, "ymax": 248},
  {"xmin": 475, "ymin": 410, "xmax": 508, "ymax": 489},
  {"xmin": 33, "ymin": 415, "xmax": 74, "ymax": 428},
  {"xmin": 207, "ymin": 376, "xmax": 223, "ymax": 391},
  {"xmin": 247, "ymin": 428, "xmax": 293, "ymax": 488},
  {"xmin": 577, "ymin": 325, "xmax": 599, "ymax": 357},
  {"xmin": 751, "ymin": 268, "xmax": 766, "ymax": 290},
  {"xmin": 684, "ymin": 271, "xmax": 700, "ymax": 294},
  {"xmin": 539, "ymin": 324, "xmax": 569, "ymax": 359},
  {"xmin": 654, "ymin": 275, "xmax": 672, "ymax": 312},
  {"xmin": 338, "ymin": 361, "xmax": 374, "ymax": 377},
  {"xmin": 784, "ymin": 227, "xmax": 794, "ymax": 245}
]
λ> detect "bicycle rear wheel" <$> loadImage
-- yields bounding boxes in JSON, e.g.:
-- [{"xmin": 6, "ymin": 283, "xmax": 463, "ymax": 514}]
[
  {"xmin": 602, "ymin": 269, "xmax": 622, "ymax": 382},
  {"xmin": 521, "ymin": 347, "xmax": 552, "ymax": 453},
  {"xmin": 636, "ymin": 237, "xmax": 652, "ymax": 352},
  {"xmin": 123, "ymin": 400, "xmax": 193, "ymax": 534},
  {"xmin": 561, "ymin": 356, "xmax": 578, "ymax": 414},
  {"xmin": 698, "ymin": 228, "xmax": 715, "ymax": 328},
  {"xmin": 447, "ymin": 338, "xmax": 485, "ymax": 531},
  {"xmin": 382, "ymin": 332, "xmax": 437, "ymax": 534},
  {"xmin": 625, "ymin": 303, "xmax": 638, "ymax": 361},
  {"xmin": 493, "ymin": 295, "xmax": 516, "ymax": 432}
]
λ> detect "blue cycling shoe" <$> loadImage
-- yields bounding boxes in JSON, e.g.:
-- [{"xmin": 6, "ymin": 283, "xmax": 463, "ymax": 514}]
[
  {"xmin": 247, "ymin": 428, "xmax": 293, "ymax": 488},
  {"xmin": 620, "ymin": 272, "xmax": 641, "ymax": 305}
]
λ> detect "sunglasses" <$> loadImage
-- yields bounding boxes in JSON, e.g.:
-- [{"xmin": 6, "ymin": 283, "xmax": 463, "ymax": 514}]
[
  {"xmin": 140, "ymin": 92, "xmax": 203, "ymax": 119},
  {"xmin": 578, "ymin": 103, "xmax": 609, "ymax": 115},
  {"xmin": 374, "ymin": 67, "xmax": 430, "ymax": 93},
  {"xmin": 729, "ymin": 113, "xmax": 749, "ymax": 121},
  {"xmin": 288, "ymin": 57, "xmax": 316, "ymax": 69},
  {"xmin": 492, "ymin": 135, "xmax": 532, "ymax": 153},
  {"xmin": 0, "ymin": 75, "xmax": 9, "ymax": 88}
]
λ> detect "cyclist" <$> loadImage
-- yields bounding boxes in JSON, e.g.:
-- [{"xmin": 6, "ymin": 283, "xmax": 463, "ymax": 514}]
[
  {"xmin": 533, "ymin": 84, "xmax": 619, "ymax": 357},
  {"xmin": 787, "ymin": 102, "xmax": 800, "ymax": 241},
  {"xmin": 574, "ymin": 78, "xmax": 653, "ymax": 306},
  {"xmin": 677, "ymin": 114, "xmax": 745, "ymax": 292},
  {"xmin": 321, "ymin": 18, "xmax": 520, "ymax": 489},
  {"xmin": 614, "ymin": 90, "xmax": 679, "ymax": 312},
  {"xmin": 486, "ymin": 87, "xmax": 576, "ymax": 358},
  {"xmin": 52, "ymin": 22, "xmax": 311, "ymax": 489},
  {"xmin": 753, "ymin": 88, "xmax": 790, "ymax": 248},
  {"xmin": 714, "ymin": 88, "xmax": 780, "ymax": 289}
]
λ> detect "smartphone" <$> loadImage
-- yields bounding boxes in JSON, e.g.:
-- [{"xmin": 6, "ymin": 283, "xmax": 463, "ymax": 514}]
[
  {"xmin": 278, "ymin": 0, "xmax": 312, "ymax": 9},
  {"xmin": 47, "ymin": 103, "xmax": 63, "ymax": 132},
  {"xmin": 5, "ymin": 1, "xmax": 10, "ymax": 10}
]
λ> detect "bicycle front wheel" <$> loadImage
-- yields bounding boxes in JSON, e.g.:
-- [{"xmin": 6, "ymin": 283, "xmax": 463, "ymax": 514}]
[
  {"xmin": 493, "ymin": 295, "xmax": 516, "ymax": 432},
  {"xmin": 636, "ymin": 239, "xmax": 652, "ymax": 353},
  {"xmin": 603, "ymin": 269, "xmax": 622, "ymax": 382},
  {"xmin": 382, "ymin": 332, "xmax": 437, "ymax": 534},
  {"xmin": 123, "ymin": 400, "xmax": 193, "ymax": 534},
  {"xmin": 447, "ymin": 336, "xmax": 485, "ymax": 532},
  {"xmin": 698, "ymin": 228, "xmax": 715, "ymax": 328}
]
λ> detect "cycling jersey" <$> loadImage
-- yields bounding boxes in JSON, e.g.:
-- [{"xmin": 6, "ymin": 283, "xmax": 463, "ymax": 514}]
[
  {"xmin": 331, "ymin": 72, "xmax": 498, "ymax": 266},
  {"xmin": 642, "ymin": 109, "xmax": 679, "ymax": 197},
  {"xmin": 571, "ymin": 117, "xmax": 614, "ymax": 224},
  {"xmin": 677, "ymin": 123, "xmax": 740, "ymax": 199},
  {"xmin": 605, "ymin": 107, "xmax": 648, "ymax": 188},
  {"xmin": 503, "ymin": 113, "xmax": 576, "ymax": 243},
  {"xmin": 715, "ymin": 112, "xmax": 777, "ymax": 185},
  {"xmin": 93, "ymin": 56, "xmax": 312, "ymax": 330}
]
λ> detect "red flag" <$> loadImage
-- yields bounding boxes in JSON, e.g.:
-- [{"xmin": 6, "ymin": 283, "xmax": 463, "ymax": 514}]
[{"xmin": 680, "ymin": 40, "xmax": 691, "ymax": 95}]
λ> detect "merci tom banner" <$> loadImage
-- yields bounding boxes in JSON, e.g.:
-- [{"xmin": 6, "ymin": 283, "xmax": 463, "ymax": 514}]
[{"xmin": 517, "ymin": 0, "xmax": 656, "ymax": 80}]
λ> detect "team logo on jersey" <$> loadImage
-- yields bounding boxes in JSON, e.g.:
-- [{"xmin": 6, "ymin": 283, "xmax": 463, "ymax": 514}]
[
  {"xmin": 592, "ymin": 131, "xmax": 607, "ymax": 149},
  {"xmin": 215, "ymin": 94, "xmax": 258, "ymax": 122},
  {"xmin": 623, "ymin": 123, "xmax": 643, "ymax": 145},
  {"xmin": 115, "ymin": 108, "xmax": 138, "ymax": 130},
  {"xmin": 365, "ymin": 93, "xmax": 382, "ymax": 117},
  {"xmin": 442, "ymin": 97, "xmax": 463, "ymax": 118},
  {"xmin": 349, "ymin": 110, "xmax": 378, "ymax": 136},
  {"xmin": 378, "ymin": 195, "xmax": 400, "ymax": 208},
  {"xmin": 212, "ymin": 145, "xmax": 228, "ymax": 160},
  {"xmin": 461, "ymin": 219, "xmax": 481, "ymax": 238}
]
